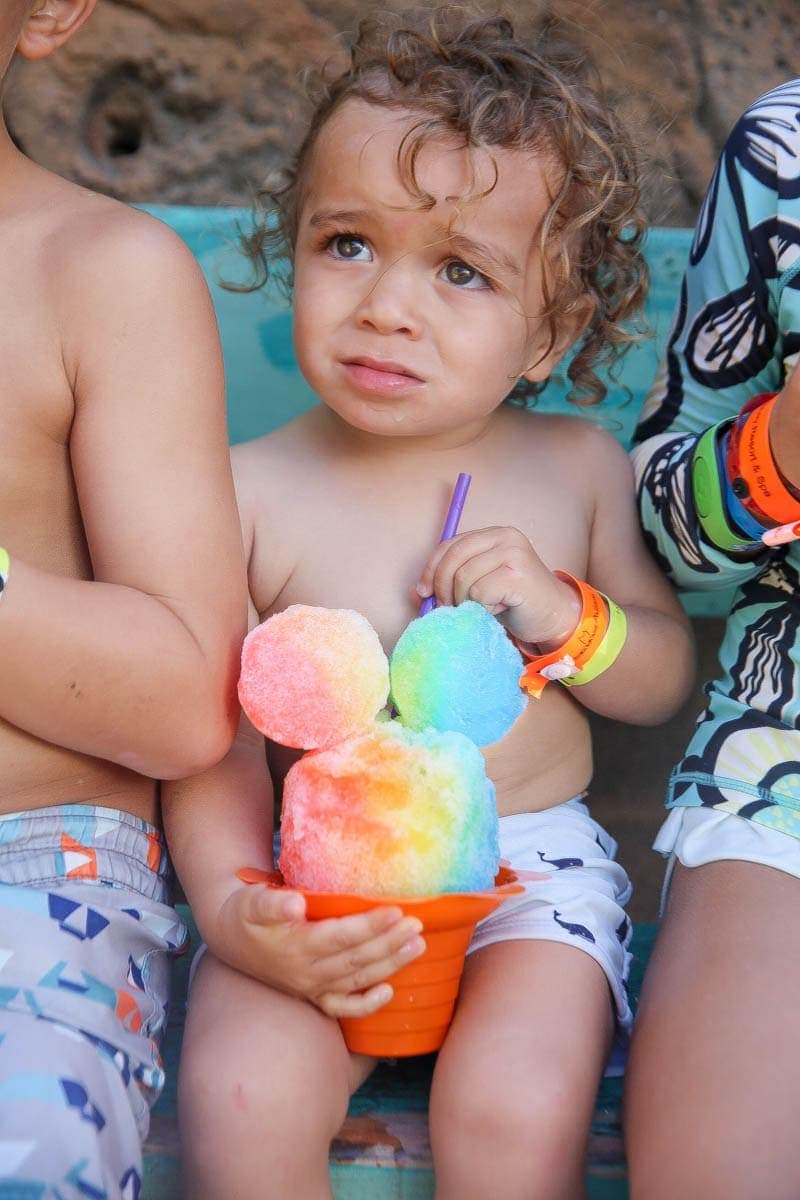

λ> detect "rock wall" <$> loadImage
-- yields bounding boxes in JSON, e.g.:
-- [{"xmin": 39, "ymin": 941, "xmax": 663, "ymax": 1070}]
[{"xmin": 3, "ymin": 0, "xmax": 797, "ymax": 224}]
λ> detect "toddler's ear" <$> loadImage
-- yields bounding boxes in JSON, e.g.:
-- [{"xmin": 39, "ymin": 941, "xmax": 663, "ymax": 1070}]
[
  {"xmin": 520, "ymin": 296, "xmax": 595, "ymax": 385},
  {"xmin": 17, "ymin": 0, "xmax": 98, "ymax": 62}
]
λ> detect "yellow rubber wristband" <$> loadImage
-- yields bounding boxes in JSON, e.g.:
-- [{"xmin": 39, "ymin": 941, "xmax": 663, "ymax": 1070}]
[
  {"xmin": 0, "ymin": 548, "xmax": 9, "ymax": 599},
  {"xmin": 561, "ymin": 596, "xmax": 627, "ymax": 687},
  {"xmin": 518, "ymin": 572, "xmax": 608, "ymax": 698}
]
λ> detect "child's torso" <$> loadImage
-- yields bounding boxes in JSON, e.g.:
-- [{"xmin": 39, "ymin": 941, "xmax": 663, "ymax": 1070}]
[
  {"xmin": 0, "ymin": 168, "xmax": 158, "ymax": 824},
  {"xmin": 242, "ymin": 405, "xmax": 598, "ymax": 816}
]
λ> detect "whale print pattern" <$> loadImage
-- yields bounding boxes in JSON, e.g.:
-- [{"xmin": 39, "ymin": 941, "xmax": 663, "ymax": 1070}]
[
  {"xmin": 632, "ymin": 79, "xmax": 800, "ymax": 839},
  {"xmin": 465, "ymin": 802, "xmax": 634, "ymax": 1031}
]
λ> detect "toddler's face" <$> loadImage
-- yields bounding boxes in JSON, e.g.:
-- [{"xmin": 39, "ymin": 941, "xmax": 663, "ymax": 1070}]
[{"xmin": 292, "ymin": 100, "xmax": 571, "ymax": 445}]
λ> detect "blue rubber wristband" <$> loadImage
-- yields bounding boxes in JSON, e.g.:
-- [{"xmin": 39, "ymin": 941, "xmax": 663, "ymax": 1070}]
[
  {"xmin": 719, "ymin": 429, "xmax": 772, "ymax": 539},
  {"xmin": 691, "ymin": 422, "xmax": 761, "ymax": 552}
]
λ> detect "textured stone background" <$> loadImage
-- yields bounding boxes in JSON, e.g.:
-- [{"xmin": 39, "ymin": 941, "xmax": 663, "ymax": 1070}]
[{"xmin": 3, "ymin": 0, "xmax": 798, "ymax": 225}]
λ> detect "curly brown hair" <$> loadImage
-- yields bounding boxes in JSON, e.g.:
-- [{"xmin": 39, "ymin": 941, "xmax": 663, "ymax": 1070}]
[{"xmin": 240, "ymin": 6, "xmax": 648, "ymax": 406}]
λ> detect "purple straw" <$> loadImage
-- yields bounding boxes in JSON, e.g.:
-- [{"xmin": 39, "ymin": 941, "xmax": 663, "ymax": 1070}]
[{"xmin": 419, "ymin": 473, "xmax": 472, "ymax": 616}]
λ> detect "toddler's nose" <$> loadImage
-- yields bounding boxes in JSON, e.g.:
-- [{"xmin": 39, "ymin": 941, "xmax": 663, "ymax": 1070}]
[{"xmin": 354, "ymin": 265, "xmax": 423, "ymax": 339}]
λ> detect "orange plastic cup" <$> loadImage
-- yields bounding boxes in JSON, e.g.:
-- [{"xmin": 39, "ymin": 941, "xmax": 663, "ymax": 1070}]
[{"xmin": 238, "ymin": 865, "xmax": 524, "ymax": 1057}]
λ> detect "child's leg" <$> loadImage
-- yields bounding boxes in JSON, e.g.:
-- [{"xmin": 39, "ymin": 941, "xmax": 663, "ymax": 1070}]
[
  {"xmin": 429, "ymin": 939, "xmax": 613, "ymax": 1200},
  {"xmin": 625, "ymin": 859, "xmax": 800, "ymax": 1199},
  {"xmin": 426, "ymin": 800, "xmax": 632, "ymax": 1199},
  {"xmin": 179, "ymin": 951, "xmax": 374, "ymax": 1200}
]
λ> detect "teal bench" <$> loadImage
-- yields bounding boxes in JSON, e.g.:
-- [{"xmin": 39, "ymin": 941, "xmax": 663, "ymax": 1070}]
[{"xmin": 140, "ymin": 206, "xmax": 706, "ymax": 1199}]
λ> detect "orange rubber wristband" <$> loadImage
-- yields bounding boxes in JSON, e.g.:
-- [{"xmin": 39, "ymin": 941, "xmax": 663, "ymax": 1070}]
[
  {"xmin": 727, "ymin": 394, "xmax": 800, "ymax": 526},
  {"xmin": 519, "ymin": 572, "xmax": 609, "ymax": 699}
]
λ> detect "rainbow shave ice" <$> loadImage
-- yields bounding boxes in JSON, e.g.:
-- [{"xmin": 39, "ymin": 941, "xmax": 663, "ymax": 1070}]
[
  {"xmin": 390, "ymin": 600, "xmax": 526, "ymax": 746},
  {"xmin": 278, "ymin": 721, "xmax": 499, "ymax": 895},
  {"xmin": 237, "ymin": 603, "xmax": 519, "ymax": 896},
  {"xmin": 238, "ymin": 605, "xmax": 389, "ymax": 749}
]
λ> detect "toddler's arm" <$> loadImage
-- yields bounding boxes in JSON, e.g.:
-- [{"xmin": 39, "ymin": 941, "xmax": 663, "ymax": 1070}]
[
  {"xmin": 0, "ymin": 210, "xmax": 246, "ymax": 777},
  {"xmin": 417, "ymin": 426, "xmax": 694, "ymax": 726},
  {"xmin": 164, "ymin": 708, "xmax": 425, "ymax": 1020},
  {"xmin": 571, "ymin": 427, "xmax": 695, "ymax": 723}
]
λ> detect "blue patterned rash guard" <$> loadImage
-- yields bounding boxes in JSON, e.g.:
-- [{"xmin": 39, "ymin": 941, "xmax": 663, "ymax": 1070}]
[{"xmin": 631, "ymin": 80, "xmax": 800, "ymax": 837}]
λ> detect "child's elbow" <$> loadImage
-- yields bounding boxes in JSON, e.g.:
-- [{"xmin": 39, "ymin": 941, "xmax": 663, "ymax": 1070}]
[
  {"xmin": 636, "ymin": 643, "xmax": 696, "ymax": 726},
  {"xmin": 171, "ymin": 726, "xmax": 236, "ymax": 779},
  {"xmin": 157, "ymin": 689, "xmax": 239, "ymax": 780}
]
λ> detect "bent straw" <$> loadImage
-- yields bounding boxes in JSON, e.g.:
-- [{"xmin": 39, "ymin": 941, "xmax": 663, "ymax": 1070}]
[{"xmin": 419, "ymin": 473, "xmax": 472, "ymax": 616}]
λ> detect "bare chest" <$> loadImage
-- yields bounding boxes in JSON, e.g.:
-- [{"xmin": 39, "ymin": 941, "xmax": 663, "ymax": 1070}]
[{"xmin": 267, "ymin": 465, "xmax": 589, "ymax": 654}]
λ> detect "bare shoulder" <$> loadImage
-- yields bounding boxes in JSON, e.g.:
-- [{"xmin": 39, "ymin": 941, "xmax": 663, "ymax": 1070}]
[
  {"xmin": 558, "ymin": 412, "xmax": 632, "ymax": 471},
  {"xmin": 32, "ymin": 184, "xmax": 225, "ymax": 413},
  {"xmin": 500, "ymin": 405, "xmax": 630, "ymax": 471},
  {"xmin": 46, "ymin": 187, "xmax": 206, "ymax": 303}
]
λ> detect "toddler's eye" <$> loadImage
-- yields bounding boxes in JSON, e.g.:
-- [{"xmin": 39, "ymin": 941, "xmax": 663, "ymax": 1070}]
[
  {"xmin": 443, "ymin": 260, "xmax": 488, "ymax": 289},
  {"xmin": 329, "ymin": 235, "xmax": 371, "ymax": 261}
]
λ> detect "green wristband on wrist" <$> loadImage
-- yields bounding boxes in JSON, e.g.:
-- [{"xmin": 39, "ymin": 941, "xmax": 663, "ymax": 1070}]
[
  {"xmin": 0, "ymin": 548, "xmax": 9, "ymax": 598},
  {"xmin": 691, "ymin": 422, "xmax": 760, "ymax": 553},
  {"xmin": 561, "ymin": 596, "xmax": 627, "ymax": 687}
]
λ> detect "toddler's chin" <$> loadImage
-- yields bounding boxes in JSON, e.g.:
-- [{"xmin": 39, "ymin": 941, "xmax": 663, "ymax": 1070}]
[{"xmin": 324, "ymin": 399, "xmax": 424, "ymax": 437}]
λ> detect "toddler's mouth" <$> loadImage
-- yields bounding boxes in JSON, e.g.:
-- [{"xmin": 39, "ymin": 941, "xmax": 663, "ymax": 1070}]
[{"xmin": 341, "ymin": 357, "xmax": 424, "ymax": 395}]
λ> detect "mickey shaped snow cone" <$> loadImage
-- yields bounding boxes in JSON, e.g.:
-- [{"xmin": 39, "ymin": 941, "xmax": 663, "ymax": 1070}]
[
  {"xmin": 236, "ymin": 603, "xmax": 529, "ymax": 1055},
  {"xmin": 237, "ymin": 603, "xmax": 527, "ymax": 897}
]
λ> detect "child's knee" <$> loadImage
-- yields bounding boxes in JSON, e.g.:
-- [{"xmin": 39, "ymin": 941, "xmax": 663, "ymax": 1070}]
[
  {"xmin": 181, "ymin": 1018, "xmax": 351, "ymax": 1152},
  {"xmin": 431, "ymin": 1063, "xmax": 589, "ymax": 1190}
]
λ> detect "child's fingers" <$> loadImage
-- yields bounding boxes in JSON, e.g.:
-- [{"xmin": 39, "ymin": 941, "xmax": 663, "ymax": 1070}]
[
  {"xmin": 312, "ymin": 927, "xmax": 426, "ymax": 996},
  {"xmin": 416, "ymin": 529, "xmax": 501, "ymax": 598},
  {"xmin": 451, "ymin": 549, "xmax": 522, "ymax": 607},
  {"xmin": 417, "ymin": 540, "xmax": 489, "ymax": 607},
  {"xmin": 316, "ymin": 981, "xmax": 395, "ymax": 1020},
  {"xmin": 417, "ymin": 529, "xmax": 534, "ymax": 607},
  {"xmin": 304, "ymin": 905, "xmax": 409, "ymax": 957},
  {"xmin": 307, "ymin": 910, "xmax": 422, "ymax": 965},
  {"xmin": 245, "ymin": 884, "xmax": 306, "ymax": 925},
  {"xmin": 416, "ymin": 536, "xmax": 458, "ymax": 596}
]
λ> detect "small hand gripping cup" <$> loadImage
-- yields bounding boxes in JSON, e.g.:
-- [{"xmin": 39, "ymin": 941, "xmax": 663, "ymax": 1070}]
[{"xmin": 237, "ymin": 866, "xmax": 525, "ymax": 1057}]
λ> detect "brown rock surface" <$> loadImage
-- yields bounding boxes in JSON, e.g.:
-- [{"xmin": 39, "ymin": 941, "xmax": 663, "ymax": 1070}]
[{"xmin": 2, "ymin": 0, "xmax": 797, "ymax": 223}]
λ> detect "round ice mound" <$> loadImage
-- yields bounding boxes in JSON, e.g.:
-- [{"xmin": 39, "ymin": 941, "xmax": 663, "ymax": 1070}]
[
  {"xmin": 278, "ymin": 722, "xmax": 499, "ymax": 896},
  {"xmin": 390, "ymin": 601, "xmax": 526, "ymax": 746},
  {"xmin": 238, "ymin": 605, "xmax": 390, "ymax": 749}
]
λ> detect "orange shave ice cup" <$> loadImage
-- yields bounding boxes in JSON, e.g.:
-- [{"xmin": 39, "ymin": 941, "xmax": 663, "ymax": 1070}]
[{"xmin": 237, "ymin": 866, "xmax": 525, "ymax": 1057}]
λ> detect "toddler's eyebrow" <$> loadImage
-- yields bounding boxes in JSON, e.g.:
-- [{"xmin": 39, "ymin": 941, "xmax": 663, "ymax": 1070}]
[
  {"xmin": 445, "ymin": 233, "xmax": 521, "ymax": 280},
  {"xmin": 308, "ymin": 207, "xmax": 370, "ymax": 229}
]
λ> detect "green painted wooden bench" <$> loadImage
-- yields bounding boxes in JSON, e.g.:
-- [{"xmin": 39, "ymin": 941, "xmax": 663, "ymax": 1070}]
[{"xmin": 139, "ymin": 207, "xmax": 709, "ymax": 1199}]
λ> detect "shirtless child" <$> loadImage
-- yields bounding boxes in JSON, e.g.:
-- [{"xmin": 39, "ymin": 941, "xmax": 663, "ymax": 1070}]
[
  {"xmin": 165, "ymin": 11, "xmax": 694, "ymax": 1199},
  {"xmin": 0, "ymin": 3, "xmax": 245, "ymax": 1195}
]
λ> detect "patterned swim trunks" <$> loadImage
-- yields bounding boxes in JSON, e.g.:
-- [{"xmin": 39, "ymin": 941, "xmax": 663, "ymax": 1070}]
[{"xmin": 0, "ymin": 804, "xmax": 188, "ymax": 1200}]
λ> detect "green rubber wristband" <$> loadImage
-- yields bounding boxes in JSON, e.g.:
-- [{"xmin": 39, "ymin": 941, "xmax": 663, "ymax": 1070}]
[
  {"xmin": 0, "ymin": 547, "xmax": 9, "ymax": 598},
  {"xmin": 562, "ymin": 597, "xmax": 627, "ymax": 687},
  {"xmin": 691, "ymin": 422, "xmax": 759, "ymax": 553}
]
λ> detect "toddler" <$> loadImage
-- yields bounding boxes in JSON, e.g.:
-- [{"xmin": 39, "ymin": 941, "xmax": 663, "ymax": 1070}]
[{"xmin": 165, "ymin": 10, "xmax": 693, "ymax": 1199}]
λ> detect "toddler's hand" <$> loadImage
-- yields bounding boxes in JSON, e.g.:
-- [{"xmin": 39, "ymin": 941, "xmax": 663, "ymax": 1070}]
[
  {"xmin": 416, "ymin": 525, "xmax": 580, "ymax": 648},
  {"xmin": 213, "ymin": 882, "xmax": 426, "ymax": 1019}
]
